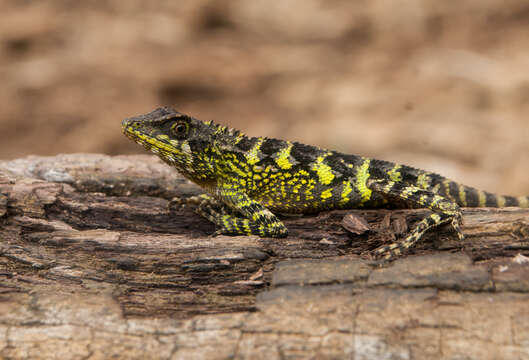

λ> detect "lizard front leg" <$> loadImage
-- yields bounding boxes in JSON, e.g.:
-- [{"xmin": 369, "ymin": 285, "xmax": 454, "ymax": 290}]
[
  {"xmin": 367, "ymin": 178, "xmax": 463, "ymax": 259},
  {"xmin": 193, "ymin": 183, "xmax": 288, "ymax": 238}
]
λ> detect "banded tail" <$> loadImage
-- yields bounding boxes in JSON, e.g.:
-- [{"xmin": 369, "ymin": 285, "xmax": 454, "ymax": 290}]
[{"xmin": 434, "ymin": 178, "xmax": 529, "ymax": 208}]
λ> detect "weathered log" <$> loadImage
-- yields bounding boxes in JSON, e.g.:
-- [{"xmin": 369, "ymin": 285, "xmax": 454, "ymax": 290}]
[{"xmin": 0, "ymin": 154, "xmax": 528, "ymax": 359}]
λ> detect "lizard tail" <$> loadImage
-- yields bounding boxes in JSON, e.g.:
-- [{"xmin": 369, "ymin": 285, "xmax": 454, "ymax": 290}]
[{"xmin": 440, "ymin": 180, "xmax": 529, "ymax": 208}]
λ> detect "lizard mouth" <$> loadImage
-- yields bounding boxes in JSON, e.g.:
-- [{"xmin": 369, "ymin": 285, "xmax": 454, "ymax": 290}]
[
  {"xmin": 122, "ymin": 125, "xmax": 147, "ymax": 147},
  {"xmin": 122, "ymin": 123, "xmax": 190, "ymax": 164}
]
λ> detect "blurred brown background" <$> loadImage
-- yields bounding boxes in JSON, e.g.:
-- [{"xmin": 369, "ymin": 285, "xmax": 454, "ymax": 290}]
[{"xmin": 1, "ymin": 0, "xmax": 528, "ymax": 195}]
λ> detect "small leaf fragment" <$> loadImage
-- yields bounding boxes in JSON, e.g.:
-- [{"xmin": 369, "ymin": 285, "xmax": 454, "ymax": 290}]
[{"xmin": 342, "ymin": 213, "xmax": 370, "ymax": 235}]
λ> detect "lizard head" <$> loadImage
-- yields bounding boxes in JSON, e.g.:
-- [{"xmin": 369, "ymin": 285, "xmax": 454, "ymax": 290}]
[{"xmin": 122, "ymin": 106, "xmax": 219, "ymax": 182}]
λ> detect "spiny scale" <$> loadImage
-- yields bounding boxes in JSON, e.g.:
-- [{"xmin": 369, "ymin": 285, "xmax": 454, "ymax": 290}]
[{"xmin": 122, "ymin": 107, "xmax": 529, "ymax": 259}]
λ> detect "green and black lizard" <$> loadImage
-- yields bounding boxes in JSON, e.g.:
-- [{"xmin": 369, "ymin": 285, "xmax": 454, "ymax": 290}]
[{"xmin": 122, "ymin": 107, "xmax": 529, "ymax": 259}]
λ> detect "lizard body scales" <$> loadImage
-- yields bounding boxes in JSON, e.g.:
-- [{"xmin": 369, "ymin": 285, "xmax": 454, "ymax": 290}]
[{"xmin": 122, "ymin": 107, "xmax": 529, "ymax": 259}]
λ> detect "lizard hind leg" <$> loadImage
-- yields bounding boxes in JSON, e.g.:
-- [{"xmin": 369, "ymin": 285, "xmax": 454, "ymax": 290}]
[{"xmin": 367, "ymin": 178, "xmax": 463, "ymax": 259}]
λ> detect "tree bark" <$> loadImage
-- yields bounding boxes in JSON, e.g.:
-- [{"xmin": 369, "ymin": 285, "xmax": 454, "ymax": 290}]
[{"xmin": 0, "ymin": 154, "xmax": 528, "ymax": 359}]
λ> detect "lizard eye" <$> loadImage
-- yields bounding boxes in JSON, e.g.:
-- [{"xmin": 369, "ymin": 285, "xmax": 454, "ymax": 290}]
[{"xmin": 171, "ymin": 122, "xmax": 188, "ymax": 138}]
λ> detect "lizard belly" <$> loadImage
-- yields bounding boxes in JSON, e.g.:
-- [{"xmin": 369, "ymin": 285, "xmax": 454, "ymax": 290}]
[{"xmin": 252, "ymin": 180, "xmax": 367, "ymax": 214}]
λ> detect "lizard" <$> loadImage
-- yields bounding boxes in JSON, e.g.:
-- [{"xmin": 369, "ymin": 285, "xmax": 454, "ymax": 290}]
[{"xmin": 122, "ymin": 106, "xmax": 529, "ymax": 259}]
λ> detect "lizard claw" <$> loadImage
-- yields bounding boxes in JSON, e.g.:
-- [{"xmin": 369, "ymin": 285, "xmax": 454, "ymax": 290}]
[{"xmin": 168, "ymin": 197, "xmax": 185, "ymax": 211}]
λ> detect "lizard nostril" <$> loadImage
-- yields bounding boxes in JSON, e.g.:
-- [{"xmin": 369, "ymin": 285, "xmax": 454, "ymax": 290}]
[{"xmin": 122, "ymin": 118, "xmax": 142, "ymax": 128}]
